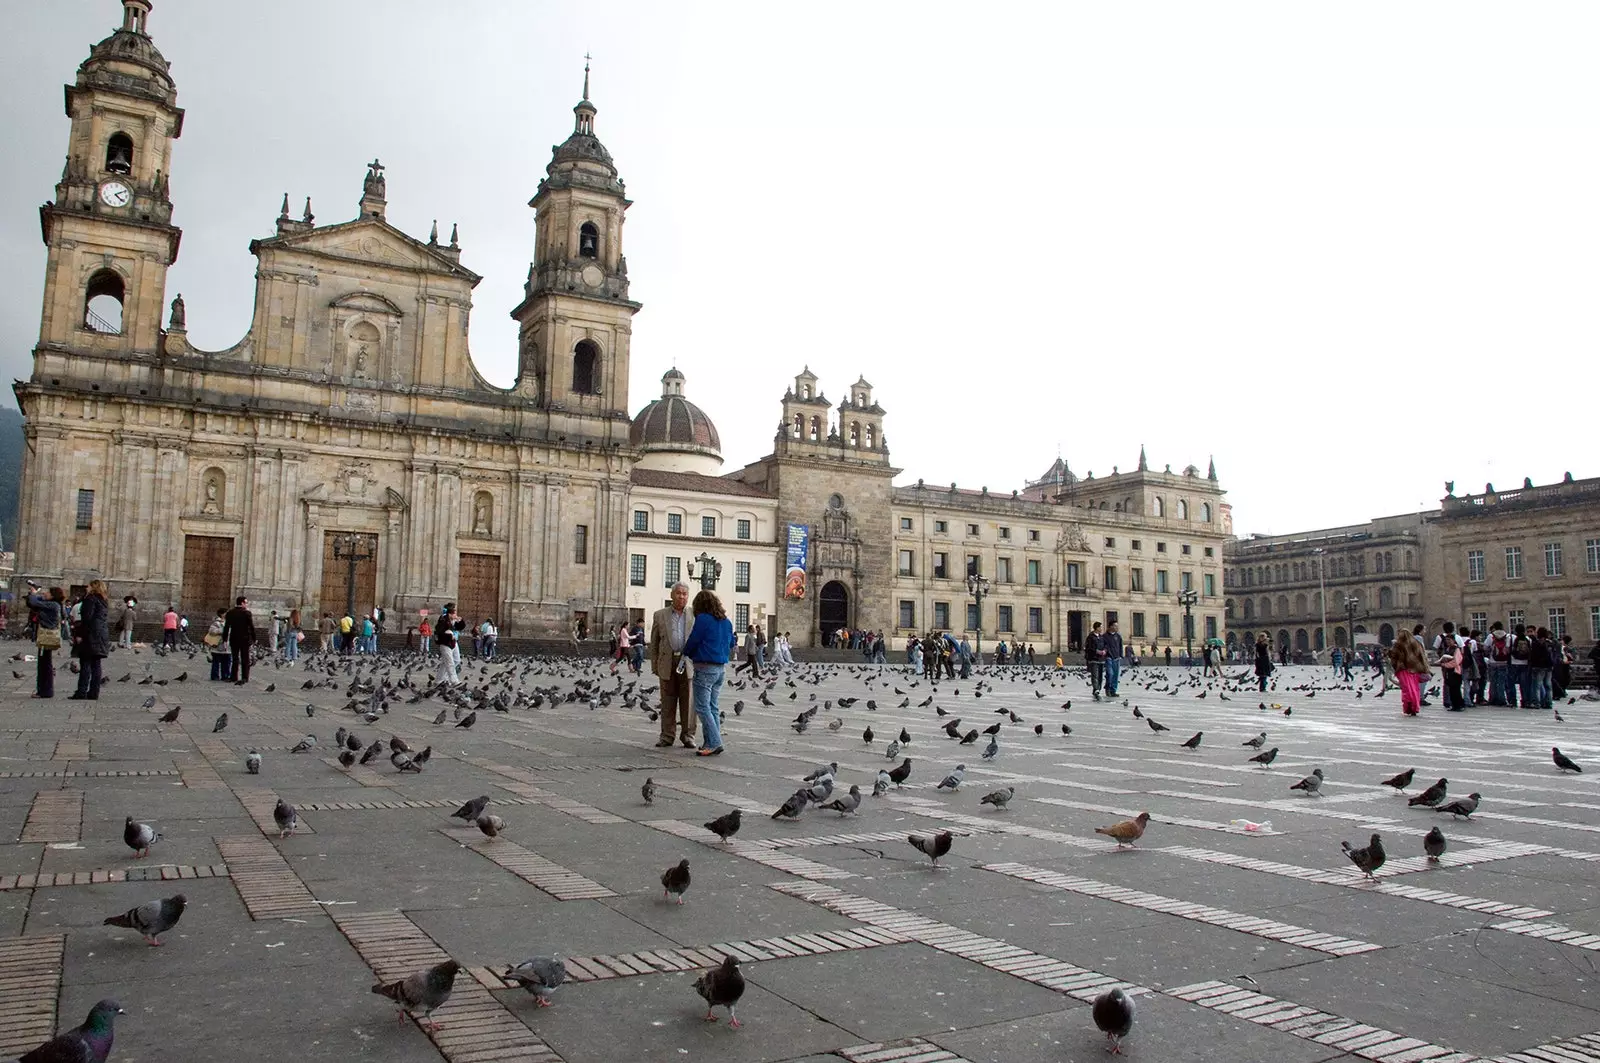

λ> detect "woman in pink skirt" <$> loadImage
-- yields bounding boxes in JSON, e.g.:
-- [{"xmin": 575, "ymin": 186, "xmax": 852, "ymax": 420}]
[{"xmin": 1388, "ymin": 630, "xmax": 1432, "ymax": 716}]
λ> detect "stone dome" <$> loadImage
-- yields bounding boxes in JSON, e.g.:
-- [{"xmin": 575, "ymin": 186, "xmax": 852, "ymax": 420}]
[
  {"xmin": 630, "ymin": 370, "xmax": 723, "ymax": 474},
  {"xmin": 81, "ymin": 4, "xmax": 175, "ymax": 100}
]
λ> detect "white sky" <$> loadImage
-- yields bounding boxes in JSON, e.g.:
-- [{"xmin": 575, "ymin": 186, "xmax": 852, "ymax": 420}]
[{"xmin": 4, "ymin": 2, "xmax": 1596, "ymax": 535}]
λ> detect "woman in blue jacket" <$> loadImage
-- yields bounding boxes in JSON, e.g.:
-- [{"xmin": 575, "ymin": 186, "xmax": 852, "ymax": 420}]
[
  {"xmin": 27, "ymin": 586, "xmax": 67, "ymax": 699},
  {"xmin": 682, "ymin": 589, "xmax": 736, "ymax": 756}
]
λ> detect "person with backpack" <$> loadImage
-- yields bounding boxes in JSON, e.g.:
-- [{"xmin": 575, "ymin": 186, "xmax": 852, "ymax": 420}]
[
  {"xmin": 1459, "ymin": 627, "xmax": 1482, "ymax": 705},
  {"xmin": 1253, "ymin": 632, "xmax": 1274, "ymax": 692},
  {"xmin": 1484, "ymin": 622, "xmax": 1512, "ymax": 705},
  {"xmin": 1508, "ymin": 624, "xmax": 1533, "ymax": 708},
  {"xmin": 1529, "ymin": 627, "xmax": 1556, "ymax": 710},
  {"xmin": 1434, "ymin": 625, "xmax": 1465, "ymax": 710},
  {"xmin": 1554, "ymin": 635, "xmax": 1574, "ymax": 700}
]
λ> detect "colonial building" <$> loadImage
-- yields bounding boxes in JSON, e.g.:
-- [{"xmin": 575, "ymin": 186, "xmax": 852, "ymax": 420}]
[
  {"xmin": 1224, "ymin": 513, "xmax": 1430, "ymax": 657},
  {"xmin": 15, "ymin": 2, "xmax": 641, "ymax": 635},
  {"xmin": 1424, "ymin": 475, "xmax": 1600, "ymax": 644}
]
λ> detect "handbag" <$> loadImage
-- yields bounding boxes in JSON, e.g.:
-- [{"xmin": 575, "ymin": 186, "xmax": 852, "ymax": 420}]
[
  {"xmin": 35, "ymin": 621, "xmax": 62, "ymax": 650},
  {"xmin": 203, "ymin": 632, "xmax": 221, "ymax": 648}
]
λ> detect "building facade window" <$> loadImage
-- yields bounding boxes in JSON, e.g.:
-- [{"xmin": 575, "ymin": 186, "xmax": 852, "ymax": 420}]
[
  {"xmin": 1131, "ymin": 539, "xmax": 1143, "ymax": 551},
  {"xmin": 1204, "ymin": 573, "xmax": 1216, "ymax": 597},
  {"xmin": 1156, "ymin": 541, "xmax": 1167, "ymax": 553},
  {"xmin": 1181, "ymin": 571, "xmax": 1194, "ymax": 592},
  {"xmin": 1466, "ymin": 550, "xmax": 1485, "ymax": 582},
  {"xmin": 1469, "ymin": 611, "xmax": 1487, "ymax": 633},
  {"xmin": 701, "ymin": 515, "xmax": 716, "ymax": 537},
  {"xmin": 1104, "ymin": 537, "xmax": 1116, "ymax": 549},
  {"xmin": 1027, "ymin": 607, "xmax": 1043, "ymax": 633},
  {"xmin": 1204, "ymin": 615, "xmax": 1218, "ymax": 639},
  {"xmin": 1545, "ymin": 541, "xmax": 1563, "ymax": 577},
  {"xmin": 1549, "ymin": 607, "xmax": 1566, "ymax": 639},
  {"xmin": 1157, "ymin": 613, "xmax": 1172, "ymax": 638},
  {"xmin": 1508, "ymin": 609, "xmax": 1525, "ymax": 629},
  {"xmin": 966, "ymin": 603, "xmax": 979, "ymax": 630},
  {"xmin": 1181, "ymin": 544, "xmax": 1192, "ymax": 555},
  {"xmin": 997, "ymin": 557, "xmax": 1012, "ymax": 583},
  {"xmin": 664, "ymin": 556, "xmax": 681, "ymax": 587},
  {"xmin": 1506, "ymin": 546, "xmax": 1523, "ymax": 579},
  {"xmin": 1028, "ymin": 529, "xmax": 1040, "ymax": 542},
  {"xmin": 933, "ymin": 602, "xmax": 950, "ymax": 629},
  {"xmin": 629, "ymin": 554, "xmax": 647, "ymax": 586},
  {"xmin": 899, "ymin": 600, "xmax": 916, "ymax": 629},
  {"xmin": 633, "ymin": 509, "xmax": 649, "ymax": 532},
  {"xmin": 75, "ymin": 489, "xmax": 94, "ymax": 530},
  {"xmin": 1156, "ymin": 569, "xmax": 1169, "ymax": 594},
  {"xmin": 966, "ymin": 523, "xmax": 980, "ymax": 537},
  {"xmin": 735, "ymin": 603, "xmax": 749, "ymax": 631},
  {"xmin": 898, "ymin": 550, "xmax": 915, "ymax": 576},
  {"xmin": 996, "ymin": 605, "xmax": 1014, "ymax": 632},
  {"xmin": 999, "ymin": 527, "xmax": 1011, "ymax": 540},
  {"xmin": 737, "ymin": 519, "xmax": 751, "ymax": 540},
  {"xmin": 1129, "ymin": 568, "xmax": 1144, "ymax": 592},
  {"xmin": 1204, "ymin": 546, "xmax": 1214, "ymax": 557},
  {"xmin": 667, "ymin": 513, "xmax": 683, "ymax": 535},
  {"xmin": 1066, "ymin": 563, "xmax": 1082, "ymax": 589},
  {"xmin": 934, "ymin": 520, "xmax": 948, "ymax": 534},
  {"xmin": 933, "ymin": 552, "xmax": 949, "ymax": 579},
  {"xmin": 1103, "ymin": 565, "xmax": 1118, "ymax": 590},
  {"xmin": 1131, "ymin": 612, "xmax": 1146, "ymax": 638},
  {"xmin": 573, "ymin": 524, "xmax": 589, "ymax": 564},
  {"xmin": 966, "ymin": 555, "xmax": 981, "ymax": 577},
  {"xmin": 900, "ymin": 517, "xmax": 914, "ymax": 531},
  {"xmin": 1026, "ymin": 559, "xmax": 1041, "ymax": 585},
  {"xmin": 1587, "ymin": 538, "xmax": 1600, "ymax": 573},
  {"xmin": 1591, "ymin": 605, "xmax": 1600, "ymax": 641},
  {"xmin": 735, "ymin": 561, "xmax": 751, "ymax": 593}
]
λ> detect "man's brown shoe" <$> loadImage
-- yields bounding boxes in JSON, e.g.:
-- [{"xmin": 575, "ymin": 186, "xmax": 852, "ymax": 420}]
[
  {"xmin": 656, "ymin": 738, "xmax": 674, "ymax": 748},
  {"xmin": 680, "ymin": 734, "xmax": 696, "ymax": 748}
]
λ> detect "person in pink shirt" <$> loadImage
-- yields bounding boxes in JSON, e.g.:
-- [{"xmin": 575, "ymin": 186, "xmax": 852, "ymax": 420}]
[{"xmin": 161, "ymin": 605, "xmax": 179, "ymax": 648}]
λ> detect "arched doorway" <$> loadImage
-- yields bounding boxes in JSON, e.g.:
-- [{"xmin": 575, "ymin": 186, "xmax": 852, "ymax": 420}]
[
  {"xmin": 1295, "ymin": 629, "xmax": 1309, "ymax": 653},
  {"xmin": 1379, "ymin": 623, "xmax": 1395, "ymax": 646},
  {"xmin": 819, "ymin": 581, "xmax": 850, "ymax": 644}
]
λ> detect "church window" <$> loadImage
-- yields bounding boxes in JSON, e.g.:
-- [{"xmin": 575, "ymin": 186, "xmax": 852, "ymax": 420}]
[
  {"xmin": 849, "ymin": 422, "xmax": 860, "ymax": 446},
  {"xmin": 573, "ymin": 524, "xmax": 589, "ymax": 564},
  {"xmin": 84, "ymin": 269, "xmax": 124, "ymax": 334},
  {"xmin": 865, "ymin": 424, "xmax": 876, "ymax": 449},
  {"xmin": 809, "ymin": 415, "xmax": 820, "ymax": 441},
  {"xmin": 105, "ymin": 132, "xmax": 134, "ymax": 175},
  {"xmin": 792, "ymin": 413, "xmax": 803, "ymax": 438},
  {"xmin": 571, "ymin": 340, "xmax": 601, "ymax": 394},
  {"xmin": 1201, "ymin": 502, "xmax": 1213, "ymax": 522},
  {"xmin": 1176, "ymin": 499, "xmax": 1189, "ymax": 520},
  {"xmin": 579, "ymin": 221, "xmax": 600, "ymax": 259},
  {"xmin": 1151, "ymin": 496, "xmax": 1165, "ymax": 518},
  {"xmin": 75, "ymin": 489, "xmax": 95, "ymax": 530}
]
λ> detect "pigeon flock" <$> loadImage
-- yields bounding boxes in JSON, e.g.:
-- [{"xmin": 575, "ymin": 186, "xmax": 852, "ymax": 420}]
[{"xmin": 11, "ymin": 638, "xmax": 1594, "ymax": 1061}]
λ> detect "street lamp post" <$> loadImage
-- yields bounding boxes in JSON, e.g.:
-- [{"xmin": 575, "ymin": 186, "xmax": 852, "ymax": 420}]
[
  {"xmin": 687, "ymin": 552, "xmax": 722, "ymax": 591},
  {"xmin": 1312, "ymin": 546, "xmax": 1328, "ymax": 661},
  {"xmin": 1343, "ymin": 594, "xmax": 1361, "ymax": 657},
  {"xmin": 331, "ymin": 533, "xmax": 375, "ymax": 622},
  {"xmin": 1177, "ymin": 587, "xmax": 1199, "ymax": 662},
  {"xmin": 966, "ymin": 572, "xmax": 990, "ymax": 663}
]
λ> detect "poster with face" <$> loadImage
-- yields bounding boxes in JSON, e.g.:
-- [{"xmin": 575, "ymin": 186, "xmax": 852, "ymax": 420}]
[{"xmin": 784, "ymin": 523, "xmax": 809, "ymax": 599}]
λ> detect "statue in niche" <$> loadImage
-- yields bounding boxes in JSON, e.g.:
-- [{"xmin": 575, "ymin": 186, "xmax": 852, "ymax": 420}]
[
  {"xmin": 473, "ymin": 496, "xmax": 492, "ymax": 536},
  {"xmin": 168, "ymin": 293, "xmax": 185, "ymax": 330},
  {"xmin": 354, "ymin": 344, "xmax": 370, "ymax": 378},
  {"xmin": 202, "ymin": 475, "xmax": 220, "ymax": 515}
]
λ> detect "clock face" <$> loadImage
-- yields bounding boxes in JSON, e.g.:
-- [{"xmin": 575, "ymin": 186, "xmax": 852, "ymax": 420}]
[
  {"xmin": 580, "ymin": 264, "xmax": 604, "ymax": 289},
  {"xmin": 99, "ymin": 181, "xmax": 131, "ymax": 207}
]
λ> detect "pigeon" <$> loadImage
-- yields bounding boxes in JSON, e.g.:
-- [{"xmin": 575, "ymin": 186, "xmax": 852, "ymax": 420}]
[
  {"xmin": 1436, "ymin": 792, "xmax": 1480, "ymax": 819},
  {"xmin": 17, "ymin": 999, "xmax": 123, "ymax": 1063},
  {"xmin": 1408, "ymin": 778, "xmax": 1448, "ymax": 807},
  {"xmin": 1290, "ymin": 767, "xmax": 1324, "ymax": 796},
  {"xmin": 273, "ymin": 798, "xmax": 298, "ymax": 838},
  {"xmin": 704, "ymin": 808, "xmax": 742, "ymax": 843},
  {"xmin": 936, "ymin": 764, "xmax": 966, "ymax": 790},
  {"xmin": 346, "ymin": 732, "xmax": 363, "ymax": 752},
  {"xmin": 1145, "ymin": 716, "xmax": 1170, "ymax": 733},
  {"xmin": 908, "ymin": 829, "xmax": 954, "ymax": 865},
  {"xmin": 662, "ymin": 858, "xmax": 691, "ymax": 903},
  {"xmin": 981, "ymin": 721, "xmax": 1002, "ymax": 737},
  {"xmin": 305, "ymin": 700, "xmax": 317, "ymax": 712},
  {"xmin": 772, "ymin": 790, "xmax": 809, "ymax": 820},
  {"xmin": 1179, "ymin": 731, "xmax": 1204, "ymax": 750},
  {"xmin": 1423, "ymin": 826, "xmax": 1447, "ymax": 862},
  {"xmin": 802, "ymin": 775, "xmax": 835, "ymax": 803},
  {"xmin": 123, "ymin": 816, "xmax": 159, "ymax": 857},
  {"xmin": 822, "ymin": 784, "xmax": 862, "ymax": 816},
  {"xmin": 1242, "ymin": 731, "xmax": 1266, "ymax": 749},
  {"xmin": 1342, "ymin": 832, "xmax": 1386, "ymax": 878},
  {"xmin": 1034, "ymin": 723, "xmax": 1045, "ymax": 735},
  {"xmin": 641, "ymin": 777, "xmax": 656, "ymax": 804},
  {"xmin": 1381, "ymin": 768, "xmax": 1415, "ymax": 790},
  {"xmin": 1131, "ymin": 706, "xmax": 1142, "ymax": 718},
  {"xmin": 693, "ymin": 954, "xmax": 746, "ymax": 1028},
  {"xmin": 887, "ymin": 758, "xmax": 913, "ymax": 786},
  {"xmin": 245, "ymin": 749, "xmax": 261, "ymax": 775},
  {"xmin": 290, "ymin": 735, "xmax": 316, "ymax": 753},
  {"xmin": 475, "ymin": 813, "xmax": 505, "ymax": 839},
  {"xmin": 503, "ymin": 956, "xmax": 567, "ymax": 1007},
  {"xmin": 455, "ymin": 710, "xmax": 477, "ymax": 729},
  {"xmin": 1061, "ymin": 724, "xmax": 1072, "ymax": 735},
  {"xmin": 212, "ymin": 712, "xmax": 228, "ymax": 733},
  {"xmin": 335, "ymin": 726, "xmax": 349, "ymax": 749},
  {"xmin": 899, "ymin": 727, "xmax": 911, "ymax": 744},
  {"xmin": 980, "ymin": 737, "xmax": 999, "ymax": 760},
  {"xmin": 338, "ymin": 749, "xmax": 357, "ymax": 769},
  {"xmin": 158, "ymin": 705, "xmax": 181, "ymax": 723},
  {"xmin": 433, "ymin": 708, "xmax": 447, "ymax": 725},
  {"xmin": 1092, "ymin": 986, "xmax": 1136, "ymax": 1055},
  {"xmin": 1248, "ymin": 746, "xmax": 1279, "ymax": 768},
  {"xmin": 372, "ymin": 960, "xmax": 460, "ymax": 1031},
  {"xmin": 1554, "ymin": 747, "xmax": 1583, "ymax": 773},
  {"xmin": 980, "ymin": 786, "xmax": 1015, "ymax": 810},
  {"xmin": 360, "ymin": 740, "xmax": 383, "ymax": 765},
  {"xmin": 885, "ymin": 738, "xmax": 901, "ymax": 760},
  {"xmin": 452, "ymin": 796, "xmax": 491, "ymax": 821},
  {"xmin": 103, "ymin": 893, "xmax": 186, "ymax": 946},
  {"xmin": 959, "ymin": 729, "xmax": 980, "ymax": 745},
  {"xmin": 1095, "ymin": 811, "xmax": 1151, "ymax": 848},
  {"xmin": 803, "ymin": 762, "xmax": 838, "ymax": 783},
  {"xmin": 264, "ymin": 682, "xmax": 275, "ymax": 692},
  {"xmin": 862, "ymin": 726, "xmax": 874, "ymax": 743}
]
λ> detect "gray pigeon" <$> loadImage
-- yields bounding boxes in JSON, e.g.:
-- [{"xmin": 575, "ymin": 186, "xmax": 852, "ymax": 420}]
[
  {"xmin": 772, "ymin": 790, "xmax": 808, "ymax": 820},
  {"xmin": 980, "ymin": 786, "xmax": 1015, "ymax": 810},
  {"xmin": 641, "ymin": 777, "xmax": 656, "ymax": 804},
  {"xmin": 661, "ymin": 858, "xmax": 690, "ymax": 903},
  {"xmin": 822, "ymin": 784, "xmax": 862, "ymax": 816},
  {"xmin": 802, "ymin": 776, "xmax": 835, "ymax": 804},
  {"xmin": 704, "ymin": 808, "xmax": 741, "ymax": 842},
  {"xmin": 451, "ymin": 795, "xmax": 491, "ymax": 821},
  {"xmin": 372, "ymin": 960, "xmax": 460, "ymax": 1031},
  {"xmin": 885, "ymin": 738, "xmax": 901, "ymax": 760},
  {"xmin": 503, "ymin": 956, "xmax": 567, "ymax": 1007},
  {"xmin": 1423, "ymin": 826, "xmax": 1447, "ymax": 862},
  {"xmin": 981, "ymin": 736, "xmax": 999, "ymax": 760},
  {"xmin": 245, "ymin": 749, "xmax": 261, "ymax": 775},
  {"xmin": 1289, "ymin": 767, "xmax": 1324, "ymax": 796},
  {"xmin": 1242, "ymin": 731, "xmax": 1266, "ymax": 749},
  {"xmin": 1341, "ymin": 832, "xmax": 1386, "ymax": 878},
  {"xmin": 872, "ymin": 770, "xmax": 891, "ymax": 797},
  {"xmin": 290, "ymin": 734, "xmax": 316, "ymax": 753},
  {"xmin": 908, "ymin": 830, "xmax": 953, "ymax": 865},
  {"xmin": 103, "ymin": 893, "xmax": 186, "ymax": 946},
  {"xmin": 141, "ymin": 696, "xmax": 156, "ymax": 709},
  {"xmin": 693, "ymin": 954, "xmax": 745, "ymax": 1027},
  {"xmin": 803, "ymin": 762, "xmax": 838, "ymax": 783},
  {"xmin": 1248, "ymin": 746, "xmax": 1279, "ymax": 768},
  {"xmin": 335, "ymin": 726, "xmax": 349, "ymax": 749},
  {"xmin": 936, "ymin": 764, "xmax": 966, "ymax": 790},
  {"xmin": 455, "ymin": 710, "xmax": 477, "ymax": 729},
  {"xmin": 475, "ymin": 813, "xmax": 505, "ymax": 839},
  {"xmin": 1435, "ymin": 792, "xmax": 1480, "ymax": 819},
  {"xmin": 123, "ymin": 816, "xmax": 159, "ymax": 857},
  {"xmin": 273, "ymin": 798, "xmax": 298, "ymax": 838},
  {"xmin": 211, "ymin": 712, "xmax": 228, "ymax": 733},
  {"xmin": 17, "ymin": 998, "xmax": 122, "ymax": 1063},
  {"xmin": 1092, "ymin": 987, "xmax": 1136, "ymax": 1054}
]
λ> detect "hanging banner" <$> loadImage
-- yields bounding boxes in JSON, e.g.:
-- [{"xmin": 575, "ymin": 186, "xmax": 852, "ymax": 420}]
[{"xmin": 783, "ymin": 524, "xmax": 809, "ymax": 599}]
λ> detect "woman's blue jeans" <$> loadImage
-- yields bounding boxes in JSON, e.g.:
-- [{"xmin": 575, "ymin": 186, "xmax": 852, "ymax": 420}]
[{"xmin": 691, "ymin": 663, "xmax": 725, "ymax": 749}]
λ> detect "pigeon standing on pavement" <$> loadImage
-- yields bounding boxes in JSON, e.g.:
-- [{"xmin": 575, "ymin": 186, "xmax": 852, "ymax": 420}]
[
  {"xmin": 1242, "ymin": 731, "xmax": 1266, "ymax": 749},
  {"xmin": 503, "ymin": 956, "xmax": 567, "ymax": 1007},
  {"xmin": 1408, "ymin": 778, "xmax": 1449, "ymax": 807},
  {"xmin": 641, "ymin": 777, "xmax": 656, "ymax": 804},
  {"xmin": 158, "ymin": 705, "xmax": 181, "ymax": 723},
  {"xmin": 936, "ymin": 764, "xmax": 966, "ymax": 790},
  {"xmin": 803, "ymin": 762, "xmax": 837, "ymax": 783},
  {"xmin": 245, "ymin": 749, "xmax": 261, "ymax": 775},
  {"xmin": 693, "ymin": 954, "xmax": 746, "ymax": 1028},
  {"xmin": 885, "ymin": 738, "xmax": 901, "ymax": 760},
  {"xmin": 980, "ymin": 786, "xmax": 1015, "ymax": 810},
  {"xmin": 290, "ymin": 735, "xmax": 316, "ymax": 754},
  {"xmin": 103, "ymin": 894, "xmax": 186, "ymax": 946},
  {"xmin": 908, "ymin": 830, "xmax": 954, "ymax": 866},
  {"xmin": 1342, "ymin": 833, "xmax": 1386, "ymax": 878},
  {"xmin": 17, "ymin": 999, "xmax": 122, "ymax": 1063},
  {"xmin": 1092, "ymin": 987, "xmax": 1136, "ymax": 1055},
  {"xmin": 872, "ymin": 770, "xmax": 891, "ymax": 797},
  {"xmin": 1553, "ymin": 747, "xmax": 1583, "ymax": 773},
  {"xmin": 1095, "ymin": 812, "xmax": 1151, "ymax": 848},
  {"xmin": 1248, "ymin": 746, "xmax": 1279, "ymax": 768},
  {"xmin": 475, "ymin": 814, "xmax": 505, "ymax": 839},
  {"xmin": 661, "ymin": 858, "xmax": 691, "ymax": 904},
  {"xmin": 451, "ymin": 796, "xmax": 491, "ymax": 822},
  {"xmin": 822, "ymin": 784, "xmax": 862, "ymax": 816},
  {"xmin": 1290, "ymin": 768, "xmax": 1324, "ymax": 796},
  {"xmin": 1423, "ymin": 827, "xmax": 1447, "ymax": 862},
  {"xmin": 371, "ymin": 960, "xmax": 460, "ymax": 1031},
  {"xmin": 273, "ymin": 799, "xmax": 298, "ymax": 838},
  {"xmin": 1381, "ymin": 768, "xmax": 1415, "ymax": 790},
  {"xmin": 1180, "ymin": 731, "xmax": 1203, "ymax": 749},
  {"xmin": 887, "ymin": 758, "xmax": 913, "ymax": 786},
  {"xmin": 772, "ymin": 790, "xmax": 809, "ymax": 820},
  {"xmin": 212, "ymin": 712, "xmax": 228, "ymax": 733},
  {"xmin": 455, "ymin": 711, "xmax": 477, "ymax": 729},
  {"xmin": 1435, "ymin": 792, "xmax": 1480, "ymax": 819},
  {"xmin": 704, "ymin": 808, "xmax": 742, "ymax": 843},
  {"xmin": 123, "ymin": 816, "xmax": 159, "ymax": 858}
]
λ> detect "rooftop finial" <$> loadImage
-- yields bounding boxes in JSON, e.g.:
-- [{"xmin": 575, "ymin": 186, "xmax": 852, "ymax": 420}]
[
  {"xmin": 1207, "ymin": 455, "xmax": 1217, "ymax": 481},
  {"xmin": 582, "ymin": 52, "xmax": 592, "ymax": 101},
  {"xmin": 449, "ymin": 222, "xmax": 459, "ymax": 248},
  {"xmin": 429, "ymin": 219, "xmax": 439, "ymax": 245},
  {"xmin": 279, "ymin": 192, "xmax": 289, "ymax": 219},
  {"xmin": 1137, "ymin": 444, "xmax": 1148, "ymax": 472}
]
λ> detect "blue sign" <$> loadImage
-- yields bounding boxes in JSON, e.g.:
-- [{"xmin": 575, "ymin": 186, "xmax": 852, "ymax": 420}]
[{"xmin": 783, "ymin": 524, "xmax": 809, "ymax": 599}]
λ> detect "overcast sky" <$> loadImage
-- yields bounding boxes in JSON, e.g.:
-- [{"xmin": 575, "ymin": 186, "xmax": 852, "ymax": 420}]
[{"xmin": 4, "ymin": 2, "xmax": 1595, "ymax": 535}]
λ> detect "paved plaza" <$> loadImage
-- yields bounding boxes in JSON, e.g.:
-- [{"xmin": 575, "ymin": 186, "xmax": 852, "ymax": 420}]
[{"xmin": 1, "ymin": 649, "xmax": 1598, "ymax": 1063}]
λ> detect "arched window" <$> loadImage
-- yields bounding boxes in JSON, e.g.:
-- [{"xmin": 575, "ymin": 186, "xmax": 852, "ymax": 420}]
[
  {"xmin": 792, "ymin": 413, "xmax": 803, "ymax": 438},
  {"xmin": 1294, "ymin": 593, "xmax": 1307, "ymax": 616},
  {"xmin": 864, "ymin": 424, "xmax": 875, "ymax": 449},
  {"xmin": 1258, "ymin": 597, "xmax": 1272, "ymax": 619},
  {"xmin": 1100, "ymin": 501, "xmax": 1109, "ymax": 510},
  {"xmin": 1151, "ymin": 496, "xmax": 1165, "ymax": 518},
  {"xmin": 1242, "ymin": 599, "xmax": 1254, "ymax": 620},
  {"xmin": 1201, "ymin": 502, "xmax": 1213, "ymax": 523},
  {"xmin": 1384, "ymin": 551, "xmax": 1394, "ymax": 572},
  {"xmin": 578, "ymin": 221, "xmax": 600, "ymax": 259},
  {"xmin": 1313, "ymin": 591, "xmax": 1322, "ymax": 613},
  {"xmin": 1379, "ymin": 623, "xmax": 1395, "ymax": 645},
  {"xmin": 1295, "ymin": 629, "xmax": 1310, "ymax": 652},
  {"xmin": 1176, "ymin": 499, "xmax": 1189, "ymax": 520},
  {"xmin": 1378, "ymin": 586, "xmax": 1394, "ymax": 609},
  {"xmin": 1276, "ymin": 595, "xmax": 1289, "ymax": 618},
  {"xmin": 1333, "ymin": 626, "xmax": 1347, "ymax": 648},
  {"xmin": 1404, "ymin": 549, "xmax": 1413, "ymax": 570},
  {"xmin": 84, "ymin": 269, "xmax": 124, "ymax": 334},
  {"xmin": 571, "ymin": 340, "xmax": 601, "ymax": 394},
  {"xmin": 1225, "ymin": 598, "xmax": 1235, "ymax": 618},
  {"xmin": 105, "ymin": 131, "xmax": 134, "ymax": 175},
  {"xmin": 809, "ymin": 415, "xmax": 820, "ymax": 441},
  {"xmin": 849, "ymin": 422, "xmax": 860, "ymax": 447}
]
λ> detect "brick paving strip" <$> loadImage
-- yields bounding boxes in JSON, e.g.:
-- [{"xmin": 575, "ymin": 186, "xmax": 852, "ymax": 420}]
[
  {"xmin": 0, "ymin": 769, "xmax": 181, "ymax": 779},
  {"xmin": 769, "ymin": 880, "xmax": 1149, "ymax": 1003},
  {"xmin": 332, "ymin": 909, "xmax": 565, "ymax": 1063},
  {"xmin": 525, "ymin": 925, "xmax": 908, "ymax": 985},
  {"xmin": 1166, "ymin": 980, "xmax": 1479, "ymax": 1063},
  {"xmin": 647, "ymin": 819, "xmax": 858, "ymax": 880},
  {"xmin": 837, "ymin": 1037, "xmax": 977, "ymax": 1063},
  {"xmin": 19, "ymin": 790, "xmax": 82, "ymax": 843},
  {"xmin": 214, "ymin": 836, "xmax": 323, "ymax": 919},
  {"xmin": 0, "ymin": 864, "xmax": 228, "ymax": 890},
  {"xmin": 438, "ymin": 830, "xmax": 617, "ymax": 900},
  {"xmin": 982, "ymin": 862, "xmax": 1382, "ymax": 956},
  {"xmin": 1489, "ymin": 1031, "xmax": 1600, "ymax": 1063},
  {"xmin": 1487, "ymin": 920, "xmax": 1600, "ymax": 952},
  {"xmin": 0, "ymin": 935, "xmax": 66, "ymax": 1057}
]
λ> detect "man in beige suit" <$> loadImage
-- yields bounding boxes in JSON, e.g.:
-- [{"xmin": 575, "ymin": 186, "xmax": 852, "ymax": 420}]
[{"xmin": 650, "ymin": 582, "xmax": 695, "ymax": 748}]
